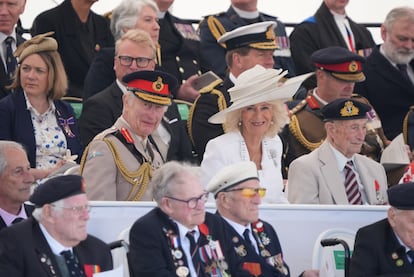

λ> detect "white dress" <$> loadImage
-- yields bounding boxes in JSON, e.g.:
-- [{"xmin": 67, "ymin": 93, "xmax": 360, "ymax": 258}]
[{"xmin": 201, "ymin": 131, "xmax": 288, "ymax": 204}]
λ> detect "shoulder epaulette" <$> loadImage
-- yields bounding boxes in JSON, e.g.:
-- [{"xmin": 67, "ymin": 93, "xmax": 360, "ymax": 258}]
[
  {"xmin": 199, "ymin": 78, "xmax": 224, "ymax": 94},
  {"xmin": 289, "ymin": 99, "xmax": 307, "ymax": 116},
  {"xmin": 206, "ymin": 16, "xmax": 227, "ymax": 48},
  {"xmin": 93, "ymin": 126, "xmax": 117, "ymax": 141}
]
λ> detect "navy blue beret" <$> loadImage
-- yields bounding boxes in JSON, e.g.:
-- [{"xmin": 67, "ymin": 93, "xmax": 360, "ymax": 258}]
[
  {"xmin": 321, "ymin": 98, "xmax": 371, "ymax": 121},
  {"xmin": 29, "ymin": 175, "xmax": 86, "ymax": 207},
  {"xmin": 388, "ymin": 182, "xmax": 414, "ymax": 210}
]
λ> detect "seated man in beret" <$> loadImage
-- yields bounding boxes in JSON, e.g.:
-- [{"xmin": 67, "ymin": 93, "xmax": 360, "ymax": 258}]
[
  {"xmin": 0, "ymin": 175, "xmax": 113, "ymax": 276},
  {"xmin": 128, "ymin": 161, "xmax": 249, "ymax": 277},
  {"xmin": 207, "ymin": 161, "xmax": 318, "ymax": 277},
  {"xmin": 288, "ymin": 98, "xmax": 389, "ymax": 205},
  {"xmin": 350, "ymin": 182, "xmax": 414, "ymax": 276},
  {"xmin": 80, "ymin": 70, "xmax": 177, "ymax": 201}
]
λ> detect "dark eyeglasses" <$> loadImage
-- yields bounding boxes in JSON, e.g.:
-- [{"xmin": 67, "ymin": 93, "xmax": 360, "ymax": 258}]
[
  {"xmin": 117, "ymin": 56, "xmax": 154, "ymax": 68},
  {"xmin": 165, "ymin": 192, "xmax": 209, "ymax": 209},
  {"xmin": 226, "ymin": 187, "xmax": 266, "ymax": 198}
]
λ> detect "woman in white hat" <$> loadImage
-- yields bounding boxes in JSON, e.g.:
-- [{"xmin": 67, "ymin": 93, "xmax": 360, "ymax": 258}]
[{"xmin": 201, "ymin": 65, "xmax": 310, "ymax": 204}]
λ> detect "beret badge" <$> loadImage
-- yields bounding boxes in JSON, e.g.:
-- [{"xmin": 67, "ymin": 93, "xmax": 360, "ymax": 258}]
[{"xmin": 340, "ymin": 101, "xmax": 359, "ymax": 117}]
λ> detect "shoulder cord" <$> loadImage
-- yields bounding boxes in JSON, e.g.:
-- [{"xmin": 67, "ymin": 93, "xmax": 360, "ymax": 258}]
[{"xmin": 288, "ymin": 114, "xmax": 323, "ymax": 151}]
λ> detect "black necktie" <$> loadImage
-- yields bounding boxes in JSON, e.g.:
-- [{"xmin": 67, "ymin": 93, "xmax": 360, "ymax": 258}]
[
  {"xmin": 60, "ymin": 250, "xmax": 85, "ymax": 277},
  {"xmin": 4, "ymin": 36, "xmax": 16, "ymax": 81},
  {"xmin": 397, "ymin": 64, "xmax": 410, "ymax": 83},
  {"xmin": 243, "ymin": 229, "xmax": 253, "ymax": 246},
  {"xmin": 407, "ymin": 250, "xmax": 414, "ymax": 266},
  {"xmin": 11, "ymin": 217, "xmax": 24, "ymax": 224},
  {"xmin": 186, "ymin": 230, "xmax": 201, "ymax": 275}
]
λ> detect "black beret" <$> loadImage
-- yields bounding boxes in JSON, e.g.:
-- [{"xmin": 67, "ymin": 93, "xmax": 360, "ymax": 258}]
[
  {"xmin": 122, "ymin": 70, "xmax": 177, "ymax": 106},
  {"xmin": 321, "ymin": 98, "xmax": 371, "ymax": 121},
  {"xmin": 311, "ymin": 46, "xmax": 366, "ymax": 82},
  {"xmin": 388, "ymin": 182, "xmax": 414, "ymax": 210},
  {"xmin": 29, "ymin": 175, "xmax": 86, "ymax": 207}
]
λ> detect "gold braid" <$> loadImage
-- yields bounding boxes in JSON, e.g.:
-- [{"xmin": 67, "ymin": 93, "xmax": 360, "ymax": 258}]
[
  {"xmin": 211, "ymin": 89, "xmax": 228, "ymax": 133},
  {"xmin": 103, "ymin": 138, "xmax": 152, "ymax": 201},
  {"xmin": 207, "ymin": 16, "xmax": 227, "ymax": 49},
  {"xmin": 289, "ymin": 114, "xmax": 323, "ymax": 151},
  {"xmin": 403, "ymin": 108, "xmax": 412, "ymax": 145}
]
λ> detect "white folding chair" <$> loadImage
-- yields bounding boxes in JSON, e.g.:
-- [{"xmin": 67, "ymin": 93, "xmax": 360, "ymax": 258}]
[
  {"xmin": 110, "ymin": 226, "xmax": 131, "ymax": 277},
  {"xmin": 312, "ymin": 228, "xmax": 356, "ymax": 277}
]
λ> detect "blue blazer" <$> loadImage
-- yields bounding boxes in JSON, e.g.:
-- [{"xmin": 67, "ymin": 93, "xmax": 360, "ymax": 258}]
[{"xmin": 0, "ymin": 89, "xmax": 83, "ymax": 167}]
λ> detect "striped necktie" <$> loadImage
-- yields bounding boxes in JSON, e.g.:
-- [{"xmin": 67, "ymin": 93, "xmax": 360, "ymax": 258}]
[
  {"xmin": 186, "ymin": 230, "xmax": 201, "ymax": 275},
  {"xmin": 397, "ymin": 64, "xmax": 411, "ymax": 83},
  {"xmin": 344, "ymin": 24, "xmax": 355, "ymax": 53},
  {"xmin": 344, "ymin": 161, "xmax": 362, "ymax": 205}
]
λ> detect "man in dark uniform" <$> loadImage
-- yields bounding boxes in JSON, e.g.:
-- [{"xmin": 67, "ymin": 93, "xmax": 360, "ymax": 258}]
[
  {"xmin": 350, "ymin": 182, "xmax": 414, "ymax": 276},
  {"xmin": 281, "ymin": 46, "xmax": 388, "ymax": 178},
  {"xmin": 207, "ymin": 161, "xmax": 319, "ymax": 277},
  {"xmin": 189, "ymin": 21, "xmax": 279, "ymax": 162},
  {"xmin": 289, "ymin": 0, "xmax": 376, "ymax": 77},
  {"xmin": 0, "ymin": 0, "xmax": 26, "ymax": 100},
  {"xmin": 0, "ymin": 141, "xmax": 34, "ymax": 230},
  {"xmin": 0, "ymin": 175, "xmax": 113, "ymax": 276},
  {"xmin": 199, "ymin": 0, "xmax": 296, "ymax": 79},
  {"xmin": 31, "ymin": 0, "xmax": 114, "ymax": 98},
  {"xmin": 129, "ymin": 161, "xmax": 249, "ymax": 277}
]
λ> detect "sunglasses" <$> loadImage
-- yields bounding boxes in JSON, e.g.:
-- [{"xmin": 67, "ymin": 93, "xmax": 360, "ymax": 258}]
[{"xmin": 226, "ymin": 187, "xmax": 266, "ymax": 198}]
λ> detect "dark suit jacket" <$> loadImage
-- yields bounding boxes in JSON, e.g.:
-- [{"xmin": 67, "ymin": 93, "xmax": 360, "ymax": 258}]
[
  {"xmin": 0, "ymin": 203, "xmax": 34, "ymax": 231},
  {"xmin": 129, "ymin": 208, "xmax": 249, "ymax": 277},
  {"xmin": 0, "ymin": 34, "xmax": 25, "ymax": 100},
  {"xmin": 31, "ymin": 0, "xmax": 114, "ymax": 98},
  {"xmin": 289, "ymin": 2, "xmax": 376, "ymax": 75},
  {"xmin": 0, "ymin": 217, "xmax": 113, "ymax": 276},
  {"xmin": 354, "ymin": 49, "xmax": 414, "ymax": 140},
  {"xmin": 218, "ymin": 214, "xmax": 290, "ymax": 277},
  {"xmin": 350, "ymin": 218, "xmax": 414, "ymax": 277},
  {"xmin": 79, "ymin": 81, "xmax": 193, "ymax": 162},
  {"xmin": 0, "ymin": 89, "xmax": 83, "ymax": 167},
  {"xmin": 199, "ymin": 6, "xmax": 296, "ymax": 78},
  {"xmin": 189, "ymin": 76, "xmax": 234, "ymax": 161}
]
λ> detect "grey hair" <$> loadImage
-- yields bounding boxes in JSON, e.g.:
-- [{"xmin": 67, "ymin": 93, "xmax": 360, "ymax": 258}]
[
  {"xmin": 151, "ymin": 161, "xmax": 200, "ymax": 204},
  {"xmin": 115, "ymin": 28, "xmax": 156, "ymax": 57},
  {"xmin": 383, "ymin": 6, "xmax": 414, "ymax": 31},
  {"xmin": 0, "ymin": 141, "xmax": 26, "ymax": 175},
  {"xmin": 223, "ymin": 100, "xmax": 289, "ymax": 137},
  {"xmin": 32, "ymin": 199, "xmax": 64, "ymax": 221},
  {"xmin": 111, "ymin": 0, "xmax": 159, "ymax": 40}
]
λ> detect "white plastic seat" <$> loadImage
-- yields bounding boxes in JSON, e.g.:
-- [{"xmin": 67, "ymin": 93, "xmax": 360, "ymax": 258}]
[
  {"xmin": 110, "ymin": 226, "xmax": 131, "ymax": 277},
  {"xmin": 312, "ymin": 228, "xmax": 356, "ymax": 277}
]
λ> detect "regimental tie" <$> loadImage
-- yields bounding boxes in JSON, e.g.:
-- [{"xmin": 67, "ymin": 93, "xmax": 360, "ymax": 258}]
[
  {"xmin": 397, "ymin": 64, "xmax": 411, "ymax": 83},
  {"xmin": 243, "ymin": 229, "xmax": 254, "ymax": 248},
  {"xmin": 407, "ymin": 250, "xmax": 414, "ymax": 266},
  {"xmin": 4, "ymin": 36, "xmax": 17, "ymax": 81},
  {"xmin": 11, "ymin": 217, "xmax": 24, "ymax": 224},
  {"xmin": 344, "ymin": 24, "xmax": 355, "ymax": 53},
  {"xmin": 344, "ymin": 161, "xmax": 362, "ymax": 205},
  {"xmin": 60, "ymin": 250, "xmax": 85, "ymax": 277},
  {"xmin": 186, "ymin": 230, "xmax": 201, "ymax": 275}
]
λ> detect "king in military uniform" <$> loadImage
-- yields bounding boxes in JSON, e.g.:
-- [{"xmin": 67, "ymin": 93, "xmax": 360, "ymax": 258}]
[{"xmin": 80, "ymin": 70, "xmax": 177, "ymax": 201}]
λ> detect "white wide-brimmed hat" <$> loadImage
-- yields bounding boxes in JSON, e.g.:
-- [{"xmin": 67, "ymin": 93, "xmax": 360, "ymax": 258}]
[{"xmin": 208, "ymin": 65, "xmax": 312, "ymax": 124}]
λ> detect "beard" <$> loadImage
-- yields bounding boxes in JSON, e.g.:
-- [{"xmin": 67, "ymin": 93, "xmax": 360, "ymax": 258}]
[{"xmin": 383, "ymin": 40, "xmax": 414, "ymax": 64}]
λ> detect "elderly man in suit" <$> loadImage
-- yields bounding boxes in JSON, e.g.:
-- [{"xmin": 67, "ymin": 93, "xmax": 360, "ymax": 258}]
[
  {"xmin": 128, "ymin": 161, "xmax": 248, "ymax": 277},
  {"xmin": 350, "ymin": 182, "xmax": 414, "ymax": 276},
  {"xmin": 354, "ymin": 6, "xmax": 414, "ymax": 141},
  {"xmin": 0, "ymin": 140, "xmax": 34, "ymax": 230},
  {"xmin": 288, "ymin": 98, "xmax": 388, "ymax": 204},
  {"xmin": 0, "ymin": 0, "xmax": 26, "ymax": 99},
  {"xmin": 0, "ymin": 175, "xmax": 113, "ymax": 276},
  {"xmin": 207, "ymin": 161, "xmax": 319, "ymax": 277}
]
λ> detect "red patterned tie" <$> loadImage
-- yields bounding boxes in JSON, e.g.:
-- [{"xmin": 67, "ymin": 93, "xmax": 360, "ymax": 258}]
[
  {"xmin": 186, "ymin": 230, "xmax": 201, "ymax": 275},
  {"xmin": 344, "ymin": 24, "xmax": 355, "ymax": 53},
  {"xmin": 344, "ymin": 161, "xmax": 362, "ymax": 205}
]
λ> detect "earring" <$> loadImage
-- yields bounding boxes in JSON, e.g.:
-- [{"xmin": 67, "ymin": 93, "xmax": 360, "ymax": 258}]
[
  {"xmin": 238, "ymin": 121, "xmax": 242, "ymax": 126},
  {"xmin": 270, "ymin": 121, "xmax": 274, "ymax": 125}
]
